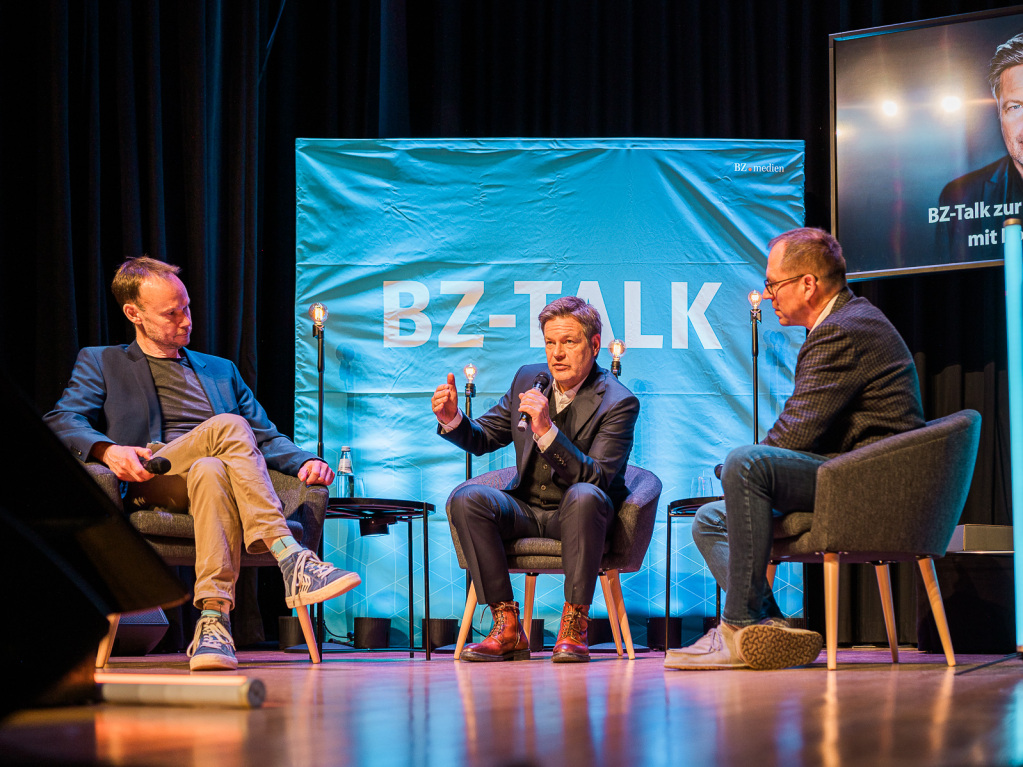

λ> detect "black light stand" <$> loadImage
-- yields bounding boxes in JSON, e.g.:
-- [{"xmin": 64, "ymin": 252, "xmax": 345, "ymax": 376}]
[
  {"xmin": 303, "ymin": 304, "xmax": 350, "ymax": 656},
  {"xmin": 463, "ymin": 362, "xmax": 477, "ymax": 482},
  {"xmin": 462, "ymin": 362, "xmax": 477, "ymax": 601},
  {"xmin": 748, "ymin": 291, "xmax": 762, "ymax": 441}
]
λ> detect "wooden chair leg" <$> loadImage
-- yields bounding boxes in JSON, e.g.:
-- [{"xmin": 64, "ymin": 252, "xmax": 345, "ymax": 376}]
[
  {"xmin": 874, "ymin": 564, "xmax": 899, "ymax": 663},
  {"xmin": 295, "ymin": 605, "xmax": 321, "ymax": 664},
  {"xmin": 599, "ymin": 574, "xmax": 624, "ymax": 657},
  {"xmin": 918, "ymin": 558, "xmax": 956, "ymax": 667},
  {"xmin": 523, "ymin": 575, "xmax": 537, "ymax": 644},
  {"xmin": 607, "ymin": 570, "xmax": 635, "ymax": 660},
  {"xmin": 766, "ymin": 563, "xmax": 777, "ymax": 589},
  {"xmin": 96, "ymin": 614, "xmax": 120, "ymax": 669},
  {"xmin": 454, "ymin": 582, "xmax": 478, "ymax": 660},
  {"xmin": 824, "ymin": 553, "xmax": 840, "ymax": 671}
]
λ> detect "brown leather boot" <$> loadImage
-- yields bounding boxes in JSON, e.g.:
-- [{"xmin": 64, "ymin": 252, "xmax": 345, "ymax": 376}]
[
  {"xmin": 460, "ymin": 601, "xmax": 531, "ymax": 662},
  {"xmin": 552, "ymin": 602, "xmax": 590, "ymax": 663}
]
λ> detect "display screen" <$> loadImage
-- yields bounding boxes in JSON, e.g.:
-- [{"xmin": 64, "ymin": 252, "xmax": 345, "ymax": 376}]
[{"xmin": 832, "ymin": 6, "xmax": 1023, "ymax": 277}]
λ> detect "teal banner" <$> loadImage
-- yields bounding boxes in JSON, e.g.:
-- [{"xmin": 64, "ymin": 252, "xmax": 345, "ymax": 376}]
[{"xmin": 295, "ymin": 138, "xmax": 805, "ymax": 647}]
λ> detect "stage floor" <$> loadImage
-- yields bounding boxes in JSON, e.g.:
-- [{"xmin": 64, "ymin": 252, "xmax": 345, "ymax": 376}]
[{"xmin": 2, "ymin": 647, "xmax": 1021, "ymax": 766}]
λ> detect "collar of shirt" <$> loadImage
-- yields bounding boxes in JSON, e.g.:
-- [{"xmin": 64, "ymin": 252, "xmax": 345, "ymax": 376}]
[
  {"xmin": 810, "ymin": 292, "xmax": 841, "ymax": 332},
  {"xmin": 552, "ymin": 378, "xmax": 585, "ymax": 414}
]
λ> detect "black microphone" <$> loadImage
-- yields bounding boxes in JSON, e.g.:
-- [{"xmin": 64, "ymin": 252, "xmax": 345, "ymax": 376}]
[
  {"xmin": 143, "ymin": 456, "xmax": 171, "ymax": 475},
  {"xmin": 517, "ymin": 372, "xmax": 552, "ymax": 432}
]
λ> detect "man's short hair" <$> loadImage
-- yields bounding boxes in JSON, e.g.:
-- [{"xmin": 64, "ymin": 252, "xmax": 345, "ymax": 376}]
[
  {"xmin": 768, "ymin": 227, "xmax": 847, "ymax": 292},
  {"xmin": 112, "ymin": 256, "xmax": 181, "ymax": 309},
  {"xmin": 538, "ymin": 296, "xmax": 602, "ymax": 341},
  {"xmin": 989, "ymin": 33, "xmax": 1023, "ymax": 99}
]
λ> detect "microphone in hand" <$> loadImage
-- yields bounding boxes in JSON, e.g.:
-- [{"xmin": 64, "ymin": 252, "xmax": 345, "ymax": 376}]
[
  {"xmin": 517, "ymin": 372, "xmax": 552, "ymax": 432},
  {"xmin": 143, "ymin": 456, "xmax": 172, "ymax": 475}
]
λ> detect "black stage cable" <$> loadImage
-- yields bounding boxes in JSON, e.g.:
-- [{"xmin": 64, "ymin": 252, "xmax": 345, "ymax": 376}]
[{"xmin": 954, "ymin": 653, "xmax": 1019, "ymax": 676}]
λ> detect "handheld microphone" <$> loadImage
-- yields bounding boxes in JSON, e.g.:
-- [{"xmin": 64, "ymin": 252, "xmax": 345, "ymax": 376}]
[
  {"xmin": 517, "ymin": 372, "xmax": 552, "ymax": 432},
  {"xmin": 143, "ymin": 456, "xmax": 172, "ymax": 475}
]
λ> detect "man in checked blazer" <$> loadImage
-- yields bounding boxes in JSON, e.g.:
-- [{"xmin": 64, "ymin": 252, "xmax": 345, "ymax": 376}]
[
  {"xmin": 432, "ymin": 296, "xmax": 639, "ymax": 663},
  {"xmin": 666, "ymin": 227, "xmax": 925, "ymax": 672}
]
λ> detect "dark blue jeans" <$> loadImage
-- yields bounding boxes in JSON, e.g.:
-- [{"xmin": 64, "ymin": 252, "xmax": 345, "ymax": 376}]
[{"xmin": 692, "ymin": 443, "xmax": 827, "ymax": 627}]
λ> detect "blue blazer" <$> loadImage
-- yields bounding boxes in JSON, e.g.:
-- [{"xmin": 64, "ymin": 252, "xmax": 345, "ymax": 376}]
[{"xmin": 44, "ymin": 341, "xmax": 317, "ymax": 476}]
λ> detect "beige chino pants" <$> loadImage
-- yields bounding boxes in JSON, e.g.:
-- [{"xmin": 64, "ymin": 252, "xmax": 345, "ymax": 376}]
[{"xmin": 124, "ymin": 413, "xmax": 292, "ymax": 608}]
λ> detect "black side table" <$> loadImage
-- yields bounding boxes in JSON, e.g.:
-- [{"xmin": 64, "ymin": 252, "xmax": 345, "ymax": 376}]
[
  {"xmin": 325, "ymin": 497, "xmax": 436, "ymax": 659},
  {"xmin": 665, "ymin": 496, "xmax": 723, "ymax": 651}
]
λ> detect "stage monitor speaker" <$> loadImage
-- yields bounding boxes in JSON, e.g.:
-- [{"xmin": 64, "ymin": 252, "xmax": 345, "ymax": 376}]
[
  {"xmin": 112, "ymin": 607, "xmax": 170, "ymax": 656},
  {"xmin": 0, "ymin": 369, "xmax": 187, "ymax": 720}
]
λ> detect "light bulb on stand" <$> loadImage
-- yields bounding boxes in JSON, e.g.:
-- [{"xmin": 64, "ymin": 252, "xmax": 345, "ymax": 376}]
[
  {"xmin": 308, "ymin": 303, "xmax": 328, "ymax": 334},
  {"xmin": 463, "ymin": 361, "xmax": 477, "ymax": 398},
  {"xmin": 608, "ymin": 339, "xmax": 626, "ymax": 378},
  {"xmin": 747, "ymin": 290, "xmax": 762, "ymax": 315}
]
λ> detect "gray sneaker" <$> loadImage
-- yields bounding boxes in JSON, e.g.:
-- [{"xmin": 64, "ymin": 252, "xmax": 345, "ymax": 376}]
[
  {"xmin": 187, "ymin": 613, "xmax": 237, "ymax": 671},
  {"xmin": 664, "ymin": 624, "xmax": 748, "ymax": 670},
  {"xmin": 734, "ymin": 623, "xmax": 823, "ymax": 670},
  {"xmin": 280, "ymin": 548, "xmax": 361, "ymax": 608}
]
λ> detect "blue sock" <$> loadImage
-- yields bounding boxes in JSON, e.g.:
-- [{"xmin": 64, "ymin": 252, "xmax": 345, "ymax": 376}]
[{"xmin": 270, "ymin": 535, "xmax": 302, "ymax": 561}]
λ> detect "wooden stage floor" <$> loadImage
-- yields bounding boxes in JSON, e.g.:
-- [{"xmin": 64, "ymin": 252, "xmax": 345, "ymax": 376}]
[{"xmin": 2, "ymin": 647, "xmax": 1022, "ymax": 766}]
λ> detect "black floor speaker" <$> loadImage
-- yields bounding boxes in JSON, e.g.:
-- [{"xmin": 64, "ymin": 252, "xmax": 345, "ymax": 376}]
[
  {"xmin": 112, "ymin": 607, "xmax": 171, "ymax": 656},
  {"xmin": 0, "ymin": 369, "xmax": 187, "ymax": 719}
]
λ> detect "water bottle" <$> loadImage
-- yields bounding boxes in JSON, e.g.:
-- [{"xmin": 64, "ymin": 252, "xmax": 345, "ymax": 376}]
[{"xmin": 337, "ymin": 446, "xmax": 355, "ymax": 498}]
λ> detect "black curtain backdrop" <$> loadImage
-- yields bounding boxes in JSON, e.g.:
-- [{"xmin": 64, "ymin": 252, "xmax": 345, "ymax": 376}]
[{"xmin": 1, "ymin": 0, "xmax": 1015, "ymax": 645}]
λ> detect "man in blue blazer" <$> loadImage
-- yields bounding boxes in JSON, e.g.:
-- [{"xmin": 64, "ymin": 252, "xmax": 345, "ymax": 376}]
[
  {"xmin": 432, "ymin": 296, "xmax": 639, "ymax": 663},
  {"xmin": 45, "ymin": 257, "xmax": 360, "ymax": 671},
  {"xmin": 667, "ymin": 228, "xmax": 925, "ymax": 671}
]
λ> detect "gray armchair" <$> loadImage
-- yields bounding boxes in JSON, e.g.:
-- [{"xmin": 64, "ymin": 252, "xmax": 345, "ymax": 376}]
[
  {"xmin": 768, "ymin": 410, "xmax": 982, "ymax": 670},
  {"xmin": 86, "ymin": 463, "xmax": 329, "ymax": 665},
  {"xmin": 446, "ymin": 464, "xmax": 662, "ymax": 659}
]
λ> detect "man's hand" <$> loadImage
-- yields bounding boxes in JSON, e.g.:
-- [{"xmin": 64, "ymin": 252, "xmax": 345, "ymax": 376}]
[
  {"xmin": 518, "ymin": 388, "xmax": 552, "ymax": 438},
  {"xmin": 95, "ymin": 443, "xmax": 155, "ymax": 482},
  {"xmin": 431, "ymin": 372, "xmax": 459, "ymax": 424},
  {"xmin": 299, "ymin": 459, "xmax": 334, "ymax": 487}
]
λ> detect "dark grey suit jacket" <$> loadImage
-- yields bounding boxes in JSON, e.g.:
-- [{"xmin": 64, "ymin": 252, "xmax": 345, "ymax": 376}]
[
  {"xmin": 764, "ymin": 289, "xmax": 924, "ymax": 457},
  {"xmin": 44, "ymin": 341, "xmax": 317, "ymax": 476},
  {"xmin": 936, "ymin": 154, "xmax": 1023, "ymax": 263},
  {"xmin": 440, "ymin": 362, "xmax": 639, "ymax": 508}
]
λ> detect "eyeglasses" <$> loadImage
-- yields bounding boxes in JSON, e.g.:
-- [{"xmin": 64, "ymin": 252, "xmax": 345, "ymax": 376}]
[{"xmin": 763, "ymin": 274, "xmax": 814, "ymax": 297}]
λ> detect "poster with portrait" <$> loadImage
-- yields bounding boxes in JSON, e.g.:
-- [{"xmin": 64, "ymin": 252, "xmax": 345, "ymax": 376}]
[{"xmin": 833, "ymin": 10, "xmax": 1023, "ymax": 275}]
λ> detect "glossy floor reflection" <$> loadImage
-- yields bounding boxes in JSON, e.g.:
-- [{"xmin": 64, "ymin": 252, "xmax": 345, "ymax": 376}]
[{"xmin": 2, "ymin": 648, "xmax": 1023, "ymax": 766}]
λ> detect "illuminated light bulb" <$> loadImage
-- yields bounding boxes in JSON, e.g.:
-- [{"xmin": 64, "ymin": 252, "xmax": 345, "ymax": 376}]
[
  {"xmin": 881, "ymin": 100, "xmax": 898, "ymax": 117},
  {"xmin": 941, "ymin": 96, "xmax": 962, "ymax": 112},
  {"xmin": 463, "ymin": 361, "xmax": 478, "ymax": 385},
  {"xmin": 748, "ymin": 290, "xmax": 762, "ymax": 311},
  {"xmin": 308, "ymin": 303, "xmax": 328, "ymax": 325},
  {"xmin": 608, "ymin": 339, "xmax": 626, "ymax": 361}
]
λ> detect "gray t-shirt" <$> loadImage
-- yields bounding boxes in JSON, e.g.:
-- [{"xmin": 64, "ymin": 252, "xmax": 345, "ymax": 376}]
[{"xmin": 146, "ymin": 355, "xmax": 214, "ymax": 442}]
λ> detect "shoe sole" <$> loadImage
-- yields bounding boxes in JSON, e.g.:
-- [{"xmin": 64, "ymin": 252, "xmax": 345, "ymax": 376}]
[
  {"xmin": 663, "ymin": 656, "xmax": 747, "ymax": 670},
  {"xmin": 735, "ymin": 625, "xmax": 823, "ymax": 670},
  {"xmin": 459, "ymin": 648, "xmax": 531, "ymax": 662},
  {"xmin": 189, "ymin": 654, "xmax": 238, "ymax": 672},
  {"xmin": 552, "ymin": 649, "xmax": 590, "ymax": 663},
  {"xmin": 286, "ymin": 571, "xmax": 362, "ymax": 608}
]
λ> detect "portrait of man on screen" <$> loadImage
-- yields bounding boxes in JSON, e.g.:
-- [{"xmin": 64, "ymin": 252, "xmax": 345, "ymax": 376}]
[{"xmin": 936, "ymin": 32, "xmax": 1023, "ymax": 262}]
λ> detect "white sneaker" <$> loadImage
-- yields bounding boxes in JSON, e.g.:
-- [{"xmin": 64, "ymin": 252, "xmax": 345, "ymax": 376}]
[{"xmin": 664, "ymin": 624, "xmax": 748, "ymax": 670}]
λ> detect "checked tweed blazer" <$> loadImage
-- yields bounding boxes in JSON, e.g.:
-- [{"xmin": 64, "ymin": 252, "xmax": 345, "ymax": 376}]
[{"xmin": 763, "ymin": 288, "xmax": 924, "ymax": 457}]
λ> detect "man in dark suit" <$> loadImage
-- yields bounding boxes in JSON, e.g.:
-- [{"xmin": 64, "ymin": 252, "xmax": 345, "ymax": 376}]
[
  {"xmin": 667, "ymin": 228, "xmax": 924, "ymax": 671},
  {"xmin": 937, "ymin": 32, "xmax": 1023, "ymax": 262},
  {"xmin": 432, "ymin": 296, "xmax": 639, "ymax": 663},
  {"xmin": 45, "ymin": 256, "xmax": 360, "ymax": 671}
]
